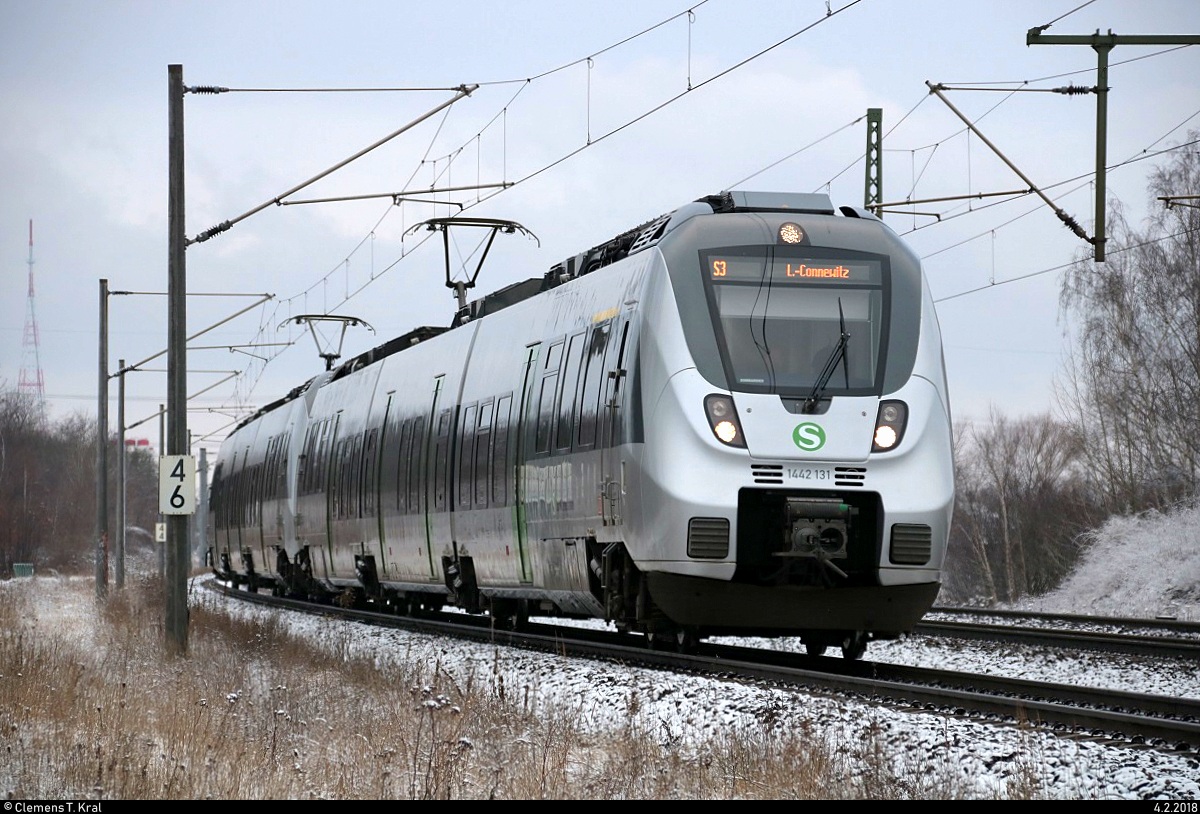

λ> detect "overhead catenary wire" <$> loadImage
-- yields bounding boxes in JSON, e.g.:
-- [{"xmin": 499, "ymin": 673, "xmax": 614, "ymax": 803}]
[
  {"xmin": 189, "ymin": 2, "xmax": 1193, "ymax": 436},
  {"xmin": 726, "ymin": 116, "xmax": 866, "ymax": 190},
  {"xmin": 188, "ymin": 84, "xmax": 478, "ymax": 245},
  {"xmin": 227, "ymin": 0, "xmax": 868, "ymax": 409},
  {"xmin": 914, "ymin": 136, "xmax": 1200, "ymax": 256},
  {"xmin": 478, "ymin": 0, "xmax": 866, "ymax": 193},
  {"xmin": 275, "ymin": 0, "xmax": 863, "ymax": 303},
  {"xmin": 934, "ymin": 225, "xmax": 1200, "ymax": 304},
  {"xmin": 924, "ymin": 130, "xmax": 1200, "ymax": 301}
]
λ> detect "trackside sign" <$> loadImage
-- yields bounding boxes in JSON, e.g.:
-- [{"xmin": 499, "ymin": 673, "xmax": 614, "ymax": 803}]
[{"xmin": 159, "ymin": 455, "xmax": 196, "ymax": 515}]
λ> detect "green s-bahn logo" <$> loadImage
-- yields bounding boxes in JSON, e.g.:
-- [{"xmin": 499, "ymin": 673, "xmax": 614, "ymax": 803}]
[{"xmin": 792, "ymin": 422, "xmax": 826, "ymax": 451}]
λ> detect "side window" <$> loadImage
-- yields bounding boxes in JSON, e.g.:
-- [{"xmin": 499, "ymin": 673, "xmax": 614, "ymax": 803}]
[
  {"xmin": 258, "ymin": 458, "xmax": 266, "ymax": 519},
  {"xmin": 314, "ymin": 419, "xmax": 330, "ymax": 492},
  {"xmin": 275, "ymin": 434, "xmax": 290, "ymax": 500},
  {"xmin": 433, "ymin": 409, "xmax": 451, "ymax": 511},
  {"xmin": 408, "ymin": 416, "xmax": 425, "ymax": 514},
  {"xmin": 225, "ymin": 460, "xmax": 234, "ymax": 527},
  {"xmin": 394, "ymin": 417, "xmax": 411, "ymax": 514},
  {"xmin": 535, "ymin": 340, "xmax": 564, "ymax": 455},
  {"xmin": 577, "ymin": 321, "xmax": 610, "ymax": 449},
  {"xmin": 338, "ymin": 435, "xmax": 353, "ymax": 520},
  {"xmin": 301, "ymin": 422, "xmax": 320, "ymax": 495},
  {"xmin": 249, "ymin": 461, "xmax": 258, "ymax": 525},
  {"xmin": 492, "ymin": 395, "xmax": 511, "ymax": 506},
  {"xmin": 309, "ymin": 429, "xmax": 319, "ymax": 495},
  {"xmin": 556, "ymin": 331, "xmax": 585, "ymax": 451},
  {"xmin": 224, "ymin": 453, "xmax": 238, "ymax": 528},
  {"xmin": 475, "ymin": 399, "xmax": 493, "ymax": 507},
  {"xmin": 240, "ymin": 448, "xmax": 251, "ymax": 526},
  {"xmin": 251, "ymin": 458, "xmax": 260, "ymax": 524},
  {"xmin": 362, "ymin": 428, "xmax": 379, "ymax": 518},
  {"xmin": 334, "ymin": 437, "xmax": 345, "ymax": 519},
  {"xmin": 605, "ymin": 321, "xmax": 631, "ymax": 447},
  {"xmin": 271, "ymin": 436, "xmax": 282, "ymax": 501},
  {"xmin": 297, "ymin": 431, "xmax": 309, "ymax": 495},
  {"xmin": 211, "ymin": 461, "xmax": 225, "ymax": 526},
  {"xmin": 331, "ymin": 437, "xmax": 345, "ymax": 519},
  {"xmin": 353, "ymin": 433, "xmax": 364, "ymax": 517},
  {"xmin": 458, "ymin": 404, "xmax": 477, "ymax": 509},
  {"xmin": 262, "ymin": 437, "xmax": 275, "ymax": 502},
  {"xmin": 379, "ymin": 405, "xmax": 400, "ymax": 515}
]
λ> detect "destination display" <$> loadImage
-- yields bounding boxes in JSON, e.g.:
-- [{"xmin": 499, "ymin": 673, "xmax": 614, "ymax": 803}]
[{"xmin": 707, "ymin": 255, "xmax": 880, "ymax": 285}]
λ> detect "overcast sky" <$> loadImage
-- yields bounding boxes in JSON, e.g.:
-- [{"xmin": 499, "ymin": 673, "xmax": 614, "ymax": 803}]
[{"xmin": 2, "ymin": 0, "xmax": 1198, "ymax": 460}]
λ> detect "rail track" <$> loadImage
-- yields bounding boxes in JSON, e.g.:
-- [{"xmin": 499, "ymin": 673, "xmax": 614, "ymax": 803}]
[
  {"xmin": 204, "ymin": 578, "xmax": 1200, "ymax": 756},
  {"xmin": 915, "ymin": 607, "xmax": 1200, "ymax": 660},
  {"xmin": 928, "ymin": 605, "xmax": 1200, "ymax": 636}
]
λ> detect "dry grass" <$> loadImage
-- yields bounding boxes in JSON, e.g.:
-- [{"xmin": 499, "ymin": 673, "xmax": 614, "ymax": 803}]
[{"xmin": 0, "ymin": 574, "xmax": 1042, "ymax": 800}]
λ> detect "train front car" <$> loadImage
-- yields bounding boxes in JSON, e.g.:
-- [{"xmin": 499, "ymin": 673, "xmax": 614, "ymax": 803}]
[{"xmin": 631, "ymin": 191, "xmax": 954, "ymax": 657}]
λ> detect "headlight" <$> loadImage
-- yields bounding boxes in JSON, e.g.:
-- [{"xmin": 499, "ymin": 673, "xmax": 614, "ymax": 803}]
[
  {"xmin": 704, "ymin": 394, "xmax": 746, "ymax": 448},
  {"xmin": 872, "ymin": 400, "xmax": 907, "ymax": 452}
]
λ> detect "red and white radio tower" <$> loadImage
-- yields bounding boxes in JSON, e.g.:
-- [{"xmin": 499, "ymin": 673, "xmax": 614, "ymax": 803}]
[{"xmin": 18, "ymin": 219, "xmax": 46, "ymax": 417}]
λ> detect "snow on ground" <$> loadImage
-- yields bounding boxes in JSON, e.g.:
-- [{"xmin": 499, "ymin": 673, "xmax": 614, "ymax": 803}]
[
  {"xmin": 1009, "ymin": 503, "xmax": 1200, "ymax": 623},
  {"xmin": 185, "ymin": 583, "xmax": 1200, "ymax": 801},
  {"xmin": 6, "ymin": 502, "xmax": 1200, "ymax": 799}
]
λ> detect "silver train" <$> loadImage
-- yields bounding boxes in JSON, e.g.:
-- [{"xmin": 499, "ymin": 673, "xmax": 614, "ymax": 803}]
[{"xmin": 207, "ymin": 190, "xmax": 955, "ymax": 658}]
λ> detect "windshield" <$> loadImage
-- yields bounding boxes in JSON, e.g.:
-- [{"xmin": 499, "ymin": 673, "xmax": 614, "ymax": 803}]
[{"xmin": 702, "ymin": 249, "xmax": 886, "ymax": 396}]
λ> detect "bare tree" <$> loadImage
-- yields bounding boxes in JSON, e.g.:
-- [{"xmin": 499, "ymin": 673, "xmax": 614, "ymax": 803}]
[
  {"xmin": 944, "ymin": 411, "xmax": 1096, "ymax": 603},
  {"xmin": 944, "ymin": 421, "xmax": 999, "ymax": 604},
  {"xmin": 1058, "ymin": 133, "xmax": 1200, "ymax": 513},
  {"xmin": 0, "ymin": 386, "xmax": 148, "ymax": 575},
  {"xmin": 0, "ymin": 388, "xmax": 53, "ymax": 572},
  {"xmin": 43, "ymin": 412, "xmax": 101, "ymax": 567}
]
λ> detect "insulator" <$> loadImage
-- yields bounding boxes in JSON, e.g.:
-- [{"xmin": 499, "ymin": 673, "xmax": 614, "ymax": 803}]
[
  {"xmin": 192, "ymin": 220, "xmax": 233, "ymax": 244},
  {"xmin": 1052, "ymin": 84, "xmax": 1095, "ymax": 96},
  {"xmin": 186, "ymin": 85, "xmax": 230, "ymax": 95}
]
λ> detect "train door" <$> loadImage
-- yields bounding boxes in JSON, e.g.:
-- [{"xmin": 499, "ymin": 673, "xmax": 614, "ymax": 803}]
[
  {"xmin": 216, "ymin": 452, "xmax": 235, "ymax": 559},
  {"xmin": 236, "ymin": 445, "xmax": 249, "ymax": 558},
  {"xmin": 324, "ymin": 413, "xmax": 342, "ymax": 576},
  {"xmin": 512, "ymin": 344, "xmax": 539, "ymax": 581},
  {"xmin": 266, "ymin": 435, "xmax": 284, "ymax": 546},
  {"xmin": 362, "ymin": 420, "xmax": 382, "ymax": 576},
  {"xmin": 253, "ymin": 441, "xmax": 269, "ymax": 579},
  {"xmin": 600, "ymin": 318, "xmax": 632, "ymax": 525},
  {"xmin": 422, "ymin": 376, "xmax": 446, "ymax": 579},
  {"xmin": 210, "ymin": 458, "xmax": 225, "ymax": 563},
  {"xmin": 373, "ymin": 393, "xmax": 394, "ymax": 576}
]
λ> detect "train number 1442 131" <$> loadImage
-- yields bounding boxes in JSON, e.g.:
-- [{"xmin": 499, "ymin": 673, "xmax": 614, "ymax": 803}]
[{"xmin": 787, "ymin": 467, "xmax": 833, "ymax": 481}]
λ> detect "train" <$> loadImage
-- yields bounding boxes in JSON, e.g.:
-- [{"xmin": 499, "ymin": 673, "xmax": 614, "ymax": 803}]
[{"xmin": 207, "ymin": 189, "xmax": 955, "ymax": 659}]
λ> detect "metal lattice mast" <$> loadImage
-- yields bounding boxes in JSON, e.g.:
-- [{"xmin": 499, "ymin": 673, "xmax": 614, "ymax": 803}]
[{"xmin": 18, "ymin": 219, "xmax": 46, "ymax": 416}]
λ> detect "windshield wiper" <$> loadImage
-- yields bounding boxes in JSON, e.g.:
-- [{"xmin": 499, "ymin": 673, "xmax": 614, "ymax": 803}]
[{"xmin": 802, "ymin": 299, "xmax": 849, "ymax": 414}]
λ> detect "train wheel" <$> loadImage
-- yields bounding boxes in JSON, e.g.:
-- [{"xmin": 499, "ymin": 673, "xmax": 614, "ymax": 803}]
[
  {"xmin": 675, "ymin": 628, "xmax": 699, "ymax": 654},
  {"xmin": 511, "ymin": 599, "xmax": 531, "ymax": 630},
  {"xmin": 645, "ymin": 631, "xmax": 673, "ymax": 651},
  {"xmin": 489, "ymin": 599, "xmax": 528, "ymax": 631},
  {"xmin": 804, "ymin": 641, "xmax": 829, "ymax": 657},
  {"xmin": 840, "ymin": 631, "xmax": 868, "ymax": 661}
]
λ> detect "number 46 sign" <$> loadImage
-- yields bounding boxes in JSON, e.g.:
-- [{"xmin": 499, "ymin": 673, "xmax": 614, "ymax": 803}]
[{"xmin": 159, "ymin": 455, "xmax": 197, "ymax": 515}]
